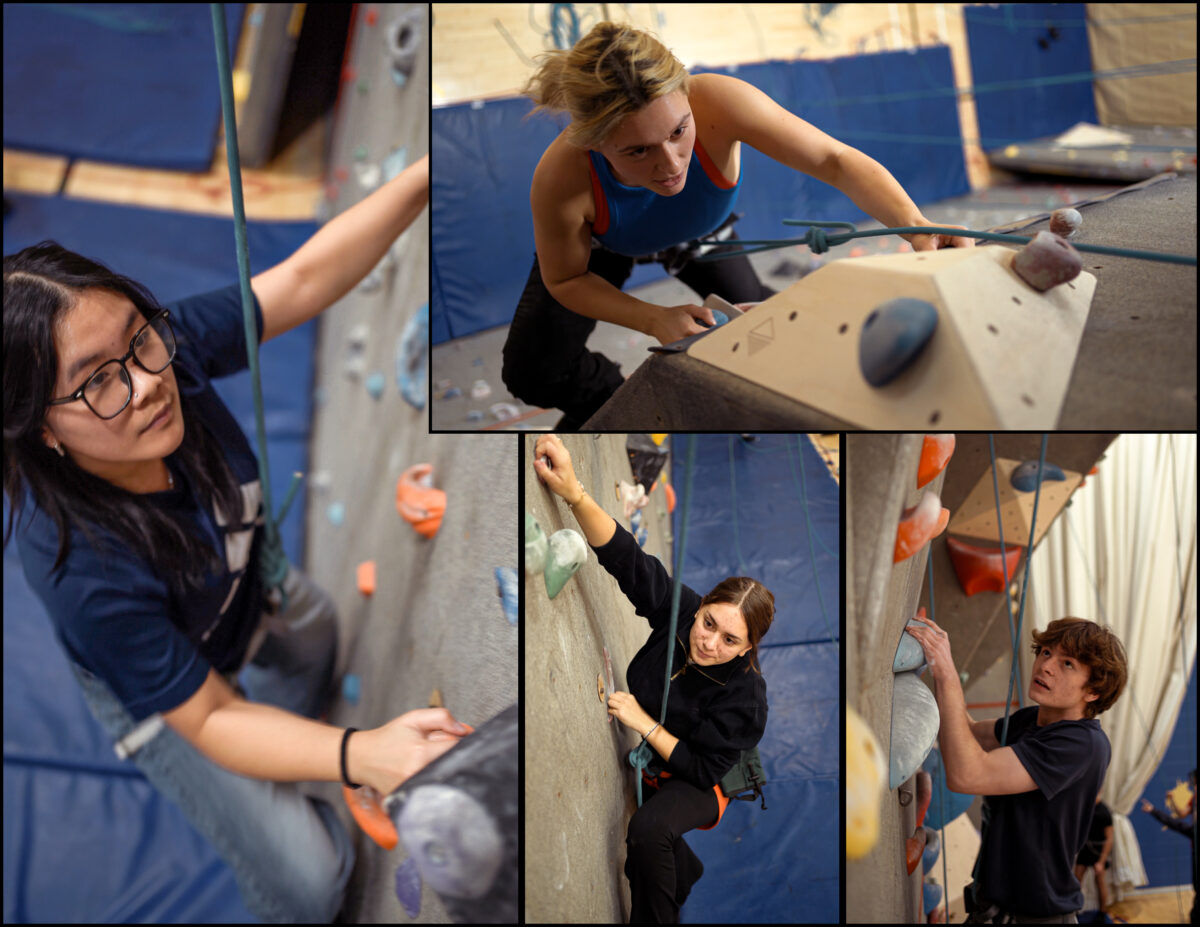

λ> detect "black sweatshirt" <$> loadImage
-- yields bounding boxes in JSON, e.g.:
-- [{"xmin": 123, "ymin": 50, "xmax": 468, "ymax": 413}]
[{"xmin": 592, "ymin": 521, "xmax": 768, "ymax": 790}]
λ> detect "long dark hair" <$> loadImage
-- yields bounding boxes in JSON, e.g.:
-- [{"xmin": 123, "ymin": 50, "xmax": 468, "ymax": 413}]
[{"xmin": 4, "ymin": 240, "xmax": 243, "ymax": 593}]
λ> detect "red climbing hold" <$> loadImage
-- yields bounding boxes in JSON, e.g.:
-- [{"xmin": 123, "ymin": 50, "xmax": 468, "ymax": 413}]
[
  {"xmin": 946, "ymin": 536, "xmax": 1024, "ymax": 596},
  {"xmin": 917, "ymin": 434, "xmax": 956, "ymax": 488},
  {"xmin": 1011, "ymin": 230, "xmax": 1082, "ymax": 292},
  {"xmin": 915, "ymin": 769, "xmax": 932, "ymax": 829},
  {"xmin": 894, "ymin": 492, "xmax": 949, "ymax": 563},
  {"xmin": 396, "ymin": 463, "xmax": 446, "ymax": 538}
]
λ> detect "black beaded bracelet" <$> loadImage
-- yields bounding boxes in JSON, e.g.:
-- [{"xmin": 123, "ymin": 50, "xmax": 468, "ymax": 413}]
[{"xmin": 341, "ymin": 727, "xmax": 362, "ymax": 789}]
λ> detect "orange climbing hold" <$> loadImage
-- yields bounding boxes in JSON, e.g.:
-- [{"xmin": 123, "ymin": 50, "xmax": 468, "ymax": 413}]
[
  {"xmin": 946, "ymin": 536, "xmax": 1024, "ymax": 596},
  {"xmin": 663, "ymin": 481, "xmax": 676, "ymax": 513},
  {"xmin": 357, "ymin": 560, "xmax": 376, "ymax": 596},
  {"xmin": 917, "ymin": 434, "xmax": 956, "ymax": 488},
  {"xmin": 343, "ymin": 784, "xmax": 398, "ymax": 850},
  {"xmin": 906, "ymin": 825, "xmax": 929, "ymax": 875},
  {"xmin": 915, "ymin": 769, "xmax": 932, "ymax": 829},
  {"xmin": 396, "ymin": 463, "xmax": 446, "ymax": 538},
  {"xmin": 895, "ymin": 492, "xmax": 949, "ymax": 563}
]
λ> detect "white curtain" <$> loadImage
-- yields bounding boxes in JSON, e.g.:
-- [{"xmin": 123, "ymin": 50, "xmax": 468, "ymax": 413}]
[{"xmin": 1025, "ymin": 433, "xmax": 1197, "ymax": 901}]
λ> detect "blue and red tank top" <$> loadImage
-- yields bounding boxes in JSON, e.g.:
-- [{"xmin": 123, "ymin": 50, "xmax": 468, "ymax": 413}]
[{"xmin": 586, "ymin": 138, "xmax": 740, "ymax": 257}]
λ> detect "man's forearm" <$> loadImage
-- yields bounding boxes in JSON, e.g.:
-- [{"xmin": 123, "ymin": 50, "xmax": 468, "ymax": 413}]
[
  {"xmin": 195, "ymin": 698, "xmax": 366, "ymax": 786},
  {"xmin": 929, "ymin": 668, "xmax": 988, "ymax": 792},
  {"xmin": 289, "ymin": 155, "xmax": 429, "ymax": 313},
  {"xmin": 831, "ymin": 147, "xmax": 925, "ymax": 230},
  {"xmin": 550, "ymin": 272, "xmax": 658, "ymax": 337}
]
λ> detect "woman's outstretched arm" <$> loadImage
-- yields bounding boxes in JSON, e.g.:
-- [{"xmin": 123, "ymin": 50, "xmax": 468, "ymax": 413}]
[{"xmin": 533, "ymin": 434, "xmax": 617, "ymax": 547}]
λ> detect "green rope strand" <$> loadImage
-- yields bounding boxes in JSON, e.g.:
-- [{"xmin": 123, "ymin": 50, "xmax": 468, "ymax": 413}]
[
  {"xmin": 693, "ymin": 219, "xmax": 1197, "ymax": 266},
  {"xmin": 210, "ymin": 5, "xmax": 300, "ymax": 606}
]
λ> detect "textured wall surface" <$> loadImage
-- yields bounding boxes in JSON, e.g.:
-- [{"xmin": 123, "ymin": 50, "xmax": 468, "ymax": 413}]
[{"xmin": 524, "ymin": 434, "xmax": 675, "ymax": 923}]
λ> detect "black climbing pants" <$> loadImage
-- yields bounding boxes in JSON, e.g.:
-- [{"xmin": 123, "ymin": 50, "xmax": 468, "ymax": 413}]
[
  {"xmin": 500, "ymin": 232, "xmax": 774, "ymax": 431},
  {"xmin": 624, "ymin": 776, "xmax": 719, "ymax": 924}
]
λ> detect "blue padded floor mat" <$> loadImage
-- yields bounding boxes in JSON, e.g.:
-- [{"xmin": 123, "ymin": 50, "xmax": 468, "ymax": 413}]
[
  {"xmin": 3, "ymin": 191, "xmax": 317, "ymax": 923},
  {"xmin": 672, "ymin": 435, "xmax": 840, "ymax": 923}
]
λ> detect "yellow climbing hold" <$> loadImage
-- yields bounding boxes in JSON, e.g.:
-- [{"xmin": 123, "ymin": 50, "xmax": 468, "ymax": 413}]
[
  {"xmin": 650, "ymin": 434, "xmax": 667, "ymax": 446},
  {"xmin": 847, "ymin": 705, "xmax": 886, "ymax": 860}
]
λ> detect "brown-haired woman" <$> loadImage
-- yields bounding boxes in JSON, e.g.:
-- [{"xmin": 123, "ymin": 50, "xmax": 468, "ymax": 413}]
[
  {"xmin": 534, "ymin": 434, "xmax": 773, "ymax": 922},
  {"xmin": 504, "ymin": 21, "xmax": 973, "ymax": 429}
]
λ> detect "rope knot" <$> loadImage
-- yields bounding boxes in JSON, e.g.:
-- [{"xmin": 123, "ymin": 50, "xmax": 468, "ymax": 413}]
[{"xmin": 806, "ymin": 228, "xmax": 830, "ymax": 254}]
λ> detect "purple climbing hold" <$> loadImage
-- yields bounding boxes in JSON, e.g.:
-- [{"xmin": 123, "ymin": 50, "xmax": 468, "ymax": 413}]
[
  {"xmin": 394, "ymin": 856, "xmax": 422, "ymax": 918},
  {"xmin": 1011, "ymin": 230, "xmax": 1082, "ymax": 292},
  {"xmin": 858, "ymin": 298, "xmax": 939, "ymax": 387},
  {"xmin": 1010, "ymin": 459, "xmax": 1066, "ymax": 492}
]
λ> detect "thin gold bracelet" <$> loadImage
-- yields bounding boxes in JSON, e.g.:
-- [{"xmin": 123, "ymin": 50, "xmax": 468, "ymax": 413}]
[{"xmin": 567, "ymin": 483, "xmax": 586, "ymax": 508}]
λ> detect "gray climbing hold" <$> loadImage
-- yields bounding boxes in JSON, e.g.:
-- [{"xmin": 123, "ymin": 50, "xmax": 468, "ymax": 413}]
[
  {"xmin": 889, "ymin": 671, "xmax": 939, "ymax": 790},
  {"xmin": 858, "ymin": 298, "xmax": 939, "ymax": 387},
  {"xmin": 524, "ymin": 512, "xmax": 548, "ymax": 575},
  {"xmin": 1011, "ymin": 459, "xmax": 1067, "ymax": 492},
  {"xmin": 544, "ymin": 528, "xmax": 587, "ymax": 599},
  {"xmin": 1011, "ymin": 230, "xmax": 1082, "ymax": 291},
  {"xmin": 892, "ymin": 621, "xmax": 928, "ymax": 674}
]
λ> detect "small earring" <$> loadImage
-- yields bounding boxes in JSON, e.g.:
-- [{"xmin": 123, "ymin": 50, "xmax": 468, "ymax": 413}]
[{"xmin": 53, "ymin": 441, "xmax": 65, "ymax": 458}]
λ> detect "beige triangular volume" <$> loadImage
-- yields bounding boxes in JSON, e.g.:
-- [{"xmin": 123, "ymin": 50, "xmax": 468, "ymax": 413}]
[
  {"xmin": 687, "ymin": 246, "xmax": 1095, "ymax": 429},
  {"xmin": 948, "ymin": 458, "xmax": 1082, "ymax": 548}
]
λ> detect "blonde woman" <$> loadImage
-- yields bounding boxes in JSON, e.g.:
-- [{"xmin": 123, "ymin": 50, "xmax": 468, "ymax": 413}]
[{"xmin": 501, "ymin": 21, "xmax": 971, "ymax": 430}]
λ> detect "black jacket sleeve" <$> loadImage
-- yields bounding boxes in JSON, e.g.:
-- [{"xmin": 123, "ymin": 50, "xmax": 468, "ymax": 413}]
[{"xmin": 592, "ymin": 521, "xmax": 701, "ymax": 632}]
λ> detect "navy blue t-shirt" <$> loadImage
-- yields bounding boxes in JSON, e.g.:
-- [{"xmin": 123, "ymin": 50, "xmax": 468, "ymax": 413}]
[
  {"xmin": 975, "ymin": 706, "xmax": 1111, "ymax": 916},
  {"xmin": 17, "ymin": 284, "xmax": 269, "ymax": 723}
]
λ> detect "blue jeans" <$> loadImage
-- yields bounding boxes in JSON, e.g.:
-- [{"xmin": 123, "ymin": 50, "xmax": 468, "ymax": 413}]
[{"xmin": 68, "ymin": 567, "xmax": 355, "ymax": 923}]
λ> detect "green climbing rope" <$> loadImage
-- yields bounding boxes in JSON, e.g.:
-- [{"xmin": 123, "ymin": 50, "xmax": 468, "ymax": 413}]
[
  {"xmin": 209, "ymin": 5, "xmax": 301, "ymax": 607},
  {"xmin": 629, "ymin": 434, "xmax": 698, "ymax": 808},
  {"xmin": 692, "ymin": 218, "xmax": 1197, "ymax": 266}
]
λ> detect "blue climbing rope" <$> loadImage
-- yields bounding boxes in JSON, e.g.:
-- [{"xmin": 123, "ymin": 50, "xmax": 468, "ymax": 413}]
[
  {"xmin": 209, "ymin": 5, "xmax": 301, "ymax": 607},
  {"xmin": 1000, "ymin": 434, "xmax": 1048, "ymax": 748},
  {"xmin": 691, "ymin": 218, "xmax": 1197, "ymax": 266},
  {"xmin": 629, "ymin": 435, "xmax": 697, "ymax": 808}
]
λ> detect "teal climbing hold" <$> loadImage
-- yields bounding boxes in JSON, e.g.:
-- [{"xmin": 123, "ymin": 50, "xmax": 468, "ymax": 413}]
[
  {"xmin": 396, "ymin": 302, "xmax": 428, "ymax": 410},
  {"xmin": 892, "ymin": 620, "xmax": 929, "ymax": 674},
  {"xmin": 858, "ymin": 298, "xmax": 938, "ymax": 387},
  {"xmin": 889, "ymin": 671, "xmax": 939, "ymax": 789},
  {"xmin": 1011, "ymin": 459, "xmax": 1066, "ymax": 492},
  {"xmin": 342, "ymin": 673, "xmax": 360, "ymax": 705},
  {"xmin": 525, "ymin": 512, "xmax": 548, "ymax": 574},
  {"xmin": 365, "ymin": 371, "xmax": 386, "ymax": 400},
  {"xmin": 544, "ymin": 528, "xmax": 586, "ymax": 599}
]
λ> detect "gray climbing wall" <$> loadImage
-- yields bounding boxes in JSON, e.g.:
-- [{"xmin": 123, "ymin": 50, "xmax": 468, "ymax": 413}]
[
  {"xmin": 847, "ymin": 434, "xmax": 948, "ymax": 923},
  {"xmin": 295, "ymin": 7, "xmax": 519, "ymax": 922},
  {"xmin": 524, "ymin": 434, "xmax": 675, "ymax": 924}
]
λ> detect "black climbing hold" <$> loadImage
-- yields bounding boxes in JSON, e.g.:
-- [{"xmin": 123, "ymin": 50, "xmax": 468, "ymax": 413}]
[{"xmin": 858, "ymin": 298, "xmax": 939, "ymax": 387}]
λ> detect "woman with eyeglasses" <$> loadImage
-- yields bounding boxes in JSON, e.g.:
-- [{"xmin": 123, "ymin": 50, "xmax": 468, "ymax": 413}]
[
  {"xmin": 534, "ymin": 433, "xmax": 774, "ymax": 923},
  {"xmin": 2, "ymin": 157, "xmax": 461, "ymax": 923}
]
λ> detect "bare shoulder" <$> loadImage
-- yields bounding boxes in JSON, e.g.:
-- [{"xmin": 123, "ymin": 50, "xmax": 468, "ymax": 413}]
[{"xmin": 531, "ymin": 132, "xmax": 594, "ymax": 224}]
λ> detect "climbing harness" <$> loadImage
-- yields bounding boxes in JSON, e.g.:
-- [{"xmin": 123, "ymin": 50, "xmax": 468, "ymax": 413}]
[
  {"xmin": 594, "ymin": 212, "xmax": 744, "ymax": 276},
  {"xmin": 690, "ymin": 217, "xmax": 1197, "ymax": 266},
  {"xmin": 209, "ymin": 5, "xmax": 302, "ymax": 610}
]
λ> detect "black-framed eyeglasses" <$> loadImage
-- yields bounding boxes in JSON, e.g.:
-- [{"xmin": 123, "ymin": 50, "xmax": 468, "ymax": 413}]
[{"xmin": 47, "ymin": 309, "xmax": 177, "ymax": 420}]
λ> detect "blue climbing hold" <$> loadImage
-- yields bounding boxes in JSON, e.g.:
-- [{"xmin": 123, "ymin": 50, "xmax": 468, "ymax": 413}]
[
  {"xmin": 858, "ymin": 298, "xmax": 939, "ymax": 387},
  {"xmin": 394, "ymin": 856, "xmax": 422, "ymax": 918},
  {"xmin": 396, "ymin": 302, "xmax": 428, "ymax": 410},
  {"xmin": 921, "ymin": 748, "xmax": 974, "ymax": 829},
  {"xmin": 923, "ymin": 880, "xmax": 943, "ymax": 916},
  {"xmin": 922, "ymin": 827, "xmax": 941, "ymax": 874},
  {"xmin": 342, "ymin": 673, "xmax": 361, "ymax": 705},
  {"xmin": 494, "ymin": 567, "xmax": 517, "ymax": 625},
  {"xmin": 710, "ymin": 308, "xmax": 729, "ymax": 327},
  {"xmin": 1010, "ymin": 459, "xmax": 1066, "ymax": 492},
  {"xmin": 327, "ymin": 502, "xmax": 346, "ymax": 526},
  {"xmin": 365, "ymin": 371, "xmax": 386, "ymax": 400}
]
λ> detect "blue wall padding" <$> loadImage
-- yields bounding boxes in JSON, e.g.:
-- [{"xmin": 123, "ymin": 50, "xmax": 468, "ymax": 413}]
[
  {"xmin": 1133, "ymin": 660, "xmax": 1197, "ymax": 890},
  {"xmin": 964, "ymin": 3, "xmax": 1097, "ymax": 148},
  {"xmin": 432, "ymin": 47, "xmax": 967, "ymax": 343},
  {"xmin": 675, "ymin": 435, "xmax": 840, "ymax": 646},
  {"xmin": 671, "ymin": 435, "xmax": 839, "ymax": 923},
  {"xmin": 3, "ymin": 191, "xmax": 318, "ymax": 923},
  {"xmin": 2, "ymin": 4, "xmax": 245, "ymax": 171}
]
